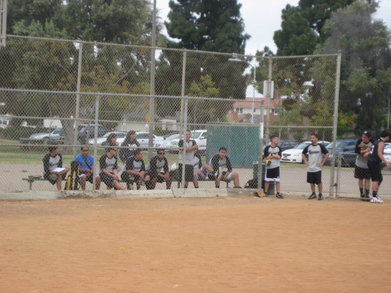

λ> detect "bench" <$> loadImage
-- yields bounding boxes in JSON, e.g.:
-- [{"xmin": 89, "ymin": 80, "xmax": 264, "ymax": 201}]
[
  {"xmin": 23, "ymin": 170, "xmax": 229, "ymax": 190},
  {"xmin": 22, "ymin": 176, "xmax": 65, "ymax": 190}
]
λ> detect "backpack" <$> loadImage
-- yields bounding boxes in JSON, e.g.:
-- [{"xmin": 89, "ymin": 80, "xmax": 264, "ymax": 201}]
[{"xmin": 244, "ymin": 178, "xmax": 258, "ymax": 189}]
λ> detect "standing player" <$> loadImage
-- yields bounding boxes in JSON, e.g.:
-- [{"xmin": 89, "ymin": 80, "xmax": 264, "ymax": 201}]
[
  {"xmin": 302, "ymin": 134, "xmax": 329, "ymax": 200},
  {"xmin": 367, "ymin": 130, "xmax": 391, "ymax": 203},
  {"xmin": 354, "ymin": 131, "xmax": 373, "ymax": 200},
  {"xmin": 119, "ymin": 130, "xmax": 140, "ymax": 163},
  {"xmin": 209, "ymin": 147, "xmax": 241, "ymax": 188},
  {"xmin": 178, "ymin": 130, "xmax": 198, "ymax": 188},
  {"xmin": 264, "ymin": 135, "xmax": 284, "ymax": 198}
]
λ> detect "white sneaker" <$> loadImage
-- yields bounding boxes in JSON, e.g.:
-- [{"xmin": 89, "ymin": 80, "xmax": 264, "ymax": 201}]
[{"xmin": 370, "ymin": 196, "xmax": 384, "ymax": 203}]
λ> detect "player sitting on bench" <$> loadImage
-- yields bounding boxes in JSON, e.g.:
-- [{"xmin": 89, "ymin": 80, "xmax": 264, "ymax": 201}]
[
  {"xmin": 148, "ymin": 149, "xmax": 171, "ymax": 190},
  {"xmin": 121, "ymin": 149, "xmax": 151, "ymax": 190},
  {"xmin": 209, "ymin": 147, "xmax": 241, "ymax": 188}
]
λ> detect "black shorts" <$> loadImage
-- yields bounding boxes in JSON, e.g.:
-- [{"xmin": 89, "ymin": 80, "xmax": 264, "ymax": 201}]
[
  {"xmin": 100, "ymin": 172, "xmax": 117, "ymax": 188},
  {"xmin": 354, "ymin": 166, "xmax": 371, "ymax": 179},
  {"xmin": 307, "ymin": 171, "xmax": 322, "ymax": 184},
  {"xmin": 153, "ymin": 173, "xmax": 169, "ymax": 183},
  {"xmin": 367, "ymin": 161, "xmax": 383, "ymax": 183},
  {"xmin": 44, "ymin": 173, "xmax": 66, "ymax": 185},
  {"xmin": 265, "ymin": 167, "xmax": 280, "ymax": 182},
  {"xmin": 178, "ymin": 164, "xmax": 194, "ymax": 182},
  {"xmin": 121, "ymin": 172, "xmax": 141, "ymax": 184},
  {"xmin": 80, "ymin": 172, "xmax": 93, "ymax": 183}
]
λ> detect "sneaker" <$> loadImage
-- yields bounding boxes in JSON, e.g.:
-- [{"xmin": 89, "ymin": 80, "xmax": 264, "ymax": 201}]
[
  {"xmin": 264, "ymin": 191, "xmax": 269, "ymax": 197},
  {"xmin": 318, "ymin": 193, "xmax": 323, "ymax": 200},
  {"xmin": 308, "ymin": 192, "xmax": 317, "ymax": 200},
  {"xmin": 276, "ymin": 192, "xmax": 284, "ymax": 199},
  {"xmin": 370, "ymin": 196, "xmax": 384, "ymax": 203}
]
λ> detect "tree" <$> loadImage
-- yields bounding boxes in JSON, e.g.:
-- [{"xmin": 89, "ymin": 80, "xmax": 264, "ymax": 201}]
[
  {"xmin": 320, "ymin": 0, "xmax": 391, "ymax": 133},
  {"xmin": 166, "ymin": 0, "xmax": 248, "ymax": 53},
  {"xmin": 274, "ymin": 0, "xmax": 356, "ymax": 56},
  {"xmin": 155, "ymin": 0, "xmax": 249, "ymax": 119}
]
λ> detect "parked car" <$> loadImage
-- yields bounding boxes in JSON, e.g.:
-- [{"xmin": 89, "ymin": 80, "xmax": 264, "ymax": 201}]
[
  {"xmin": 154, "ymin": 133, "xmax": 180, "ymax": 150},
  {"xmin": 382, "ymin": 142, "xmax": 391, "ymax": 164},
  {"xmin": 116, "ymin": 132, "xmax": 164, "ymax": 149},
  {"xmin": 279, "ymin": 140, "xmax": 299, "ymax": 151},
  {"xmin": 78, "ymin": 124, "xmax": 109, "ymax": 144},
  {"xmin": 88, "ymin": 131, "xmax": 127, "ymax": 145},
  {"xmin": 326, "ymin": 139, "xmax": 357, "ymax": 167},
  {"xmin": 20, "ymin": 128, "xmax": 64, "ymax": 145},
  {"xmin": 281, "ymin": 140, "xmax": 330, "ymax": 163}
]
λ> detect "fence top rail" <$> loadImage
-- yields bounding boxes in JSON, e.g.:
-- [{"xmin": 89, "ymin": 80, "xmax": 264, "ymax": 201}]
[
  {"xmin": 5, "ymin": 34, "xmax": 340, "ymax": 59},
  {"xmin": 0, "ymin": 87, "xmax": 261, "ymax": 103}
]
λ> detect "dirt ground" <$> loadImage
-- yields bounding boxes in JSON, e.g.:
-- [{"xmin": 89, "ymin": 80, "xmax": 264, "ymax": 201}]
[{"xmin": 0, "ymin": 196, "xmax": 390, "ymax": 293}]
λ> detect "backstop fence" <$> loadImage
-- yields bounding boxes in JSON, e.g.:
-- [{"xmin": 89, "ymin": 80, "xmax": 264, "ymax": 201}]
[{"xmin": 0, "ymin": 35, "xmax": 342, "ymax": 196}]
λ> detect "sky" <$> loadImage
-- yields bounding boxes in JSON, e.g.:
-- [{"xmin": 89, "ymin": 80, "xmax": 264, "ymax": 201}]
[{"xmin": 156, "ymin": 0, "xmax": 391, "ymax": 55}]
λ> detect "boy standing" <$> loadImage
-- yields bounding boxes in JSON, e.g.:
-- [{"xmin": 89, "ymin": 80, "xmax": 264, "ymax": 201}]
[
  {"xmin": 354, "ymin": 131, "xmax": 373, "ymax": 200},
  {"xmin": 264, "ymin": 136, "xmax": 283, "ymax": 198},
  {"xmin": 367, "ymin": 130, "xmax": 391, "ymax": 203},
  {"xmin": 302, "ymin": 134, "xmax": 329, "ymax": 200}
]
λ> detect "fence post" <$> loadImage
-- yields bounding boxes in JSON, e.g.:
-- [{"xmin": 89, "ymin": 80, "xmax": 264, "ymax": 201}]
[
  {"xmin": 73, "ymin": 42, "xmax": 83, "ymax": 156},
  {"xmin": 148, "ymin": 1, "xmax": 157, "ymax": 160},
  {"xmin": 180, "ymin": 50, "xmax": 187, "ymax": 189},
  {"xmin": 329, "ymin": 53, "xmax": 341, "ymax": 198},
  {"xmin": 257, "ymin": 101, "xmax": 265, "ymax": 190},
  {"xmin": 92, "ymin": 95, "xmax": 100, "ymax": 191}
]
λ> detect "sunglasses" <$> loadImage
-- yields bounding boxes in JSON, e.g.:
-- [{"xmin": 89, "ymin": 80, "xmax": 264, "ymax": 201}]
[
  {"xmin": 158, "ymin": 152, "xmax": 165, "ymax": 155},
  {"xmin": 82, "ymin": 149, "xmax": 89, "ymax": 152}
]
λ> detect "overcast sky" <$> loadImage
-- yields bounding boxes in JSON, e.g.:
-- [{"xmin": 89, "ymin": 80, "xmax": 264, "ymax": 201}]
[{"xmin": 156, "ymin": 0, "xmax": 391, "ymax": 55}]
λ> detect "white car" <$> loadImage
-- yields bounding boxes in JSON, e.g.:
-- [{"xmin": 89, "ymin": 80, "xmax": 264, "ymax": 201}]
[
  {"xmin": 118, "ymin": 132, "xmax": 164, "ymax": 148},
  {"xmin": 88, "ymin": 131, "xmax": 127, "ymax": 145},
  {"xmin": 281, "ymin": 140, "xmax": 330, "ymax": 163},
  {"xmin": 154, "ymin": 133, "xmax": 180, "ymax": 150},
  {"xmin": 168, "ymin": 130, "xmax": 207, "ymax": 153},
  {"xmin": 383, "ymin": 142, "xmax": 391, "ymax": 163}
]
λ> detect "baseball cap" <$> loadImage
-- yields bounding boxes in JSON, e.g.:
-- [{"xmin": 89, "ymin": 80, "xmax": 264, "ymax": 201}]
[{"xmin": 362, "ymin": 130, "xmax": 371, "ymax": 137}]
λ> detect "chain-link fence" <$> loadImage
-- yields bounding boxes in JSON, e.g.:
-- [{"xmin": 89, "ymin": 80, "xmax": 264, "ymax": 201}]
[{"xmin": 0, "ymin": 35, "xmax": 340, "ymax": 195}]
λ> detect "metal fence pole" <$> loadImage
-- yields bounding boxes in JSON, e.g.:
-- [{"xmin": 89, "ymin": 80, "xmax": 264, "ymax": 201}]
[
  {"xmin": 0, "ymin": 0, "xmax": 7, "ymax": 47},
  {"xmin": 329, "ymin": 53, "xmax": 341, "ymax": 198},
  {"xmin": 257, "ymin": 101, "xmax": 265, "ymax": 189},
  {"xmin": 148, "ymin": 0, "xmax": 157, "ymax": 160},
  {"xmin": 265, "ymin": 57, "xmax": 273, "ymax": 143},
  {"xmin": 73, "ymin": 42, "xmax": 83, "ymax": 156},
  {"xmin": 92, "ymin": 95, "xmax": 100, "ymax": 191},
  {"xmin": 180, "ymin": 50, "xmax": 187, "ymax": 189}
]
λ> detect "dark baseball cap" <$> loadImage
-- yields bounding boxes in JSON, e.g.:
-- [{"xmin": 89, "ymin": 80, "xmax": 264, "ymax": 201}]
[{"xmin": 362, "ymin": 130, "xmax": 372, "ymax": 137}]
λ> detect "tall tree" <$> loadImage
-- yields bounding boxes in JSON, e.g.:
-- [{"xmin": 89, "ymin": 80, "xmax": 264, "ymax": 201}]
[
  {"xmin": 319, "ymin": 0, "xmax": 391, "ymax": 133},
  {"xmin": 166, "ymin": 0, "xmax": 248, "ymax": 53},
  {"xmin": 274, "ymin": 0, "xmax": 355, "ymax": 56},
  {"xmin": 156, "ymin": 0, "xmax": 249, "ymax": 119}
]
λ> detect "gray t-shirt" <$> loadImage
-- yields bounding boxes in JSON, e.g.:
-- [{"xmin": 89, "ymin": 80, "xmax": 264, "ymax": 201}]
[
  {"xmin": 355, "ymin": 139, "xmax": 373, "ymax": 169},
  {"xmin": 302, "ymin": 143, "xmax": 328, "ymax": 173},
  {"xmin": 178, "ymin": 139, "xmax": 197, "ymax": 165},
  {"xmin": 264, "ymin": 145, "xmax": 282, "ymax": 169}
]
